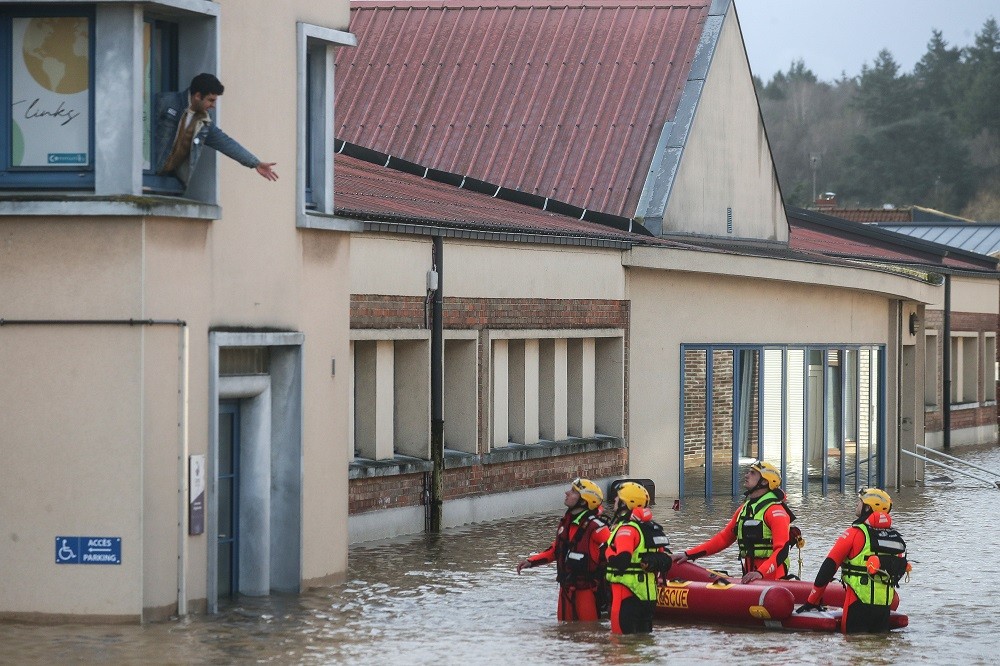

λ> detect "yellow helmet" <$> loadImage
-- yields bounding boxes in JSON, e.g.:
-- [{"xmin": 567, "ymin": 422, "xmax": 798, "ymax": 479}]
[
  {"xmin": 749, "ymin": 460, "xmax": 782, "ymax": 490},
  {"xmin": 615, "ymin": 481, "xmax": 650, "ymax": 510},
  {"xmin": 859, "ymin": 487, "xmax": 892, "ymax": 514},
  {"xmin": 571, "ymin": 477, "xmax": 604, "ymax": 511}
]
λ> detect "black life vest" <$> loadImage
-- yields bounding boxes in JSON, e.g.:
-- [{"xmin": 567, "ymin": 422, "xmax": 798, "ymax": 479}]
[{"xmin": 555, "ymin": 511, "xmax": 606, "ymax": 587}]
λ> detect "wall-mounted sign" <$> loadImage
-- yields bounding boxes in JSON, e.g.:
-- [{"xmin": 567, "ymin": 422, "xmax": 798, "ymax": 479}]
[
  {"xmin": 189, "ymin": 454, "xmax": 206, "ymax": 536},
  {"xmin": 55, "ymin": 536, "xmax": 121, "ymax": 565},
  {"xmin": 11, "ymin": 16, "xmax": 90, "ymax": 168}
]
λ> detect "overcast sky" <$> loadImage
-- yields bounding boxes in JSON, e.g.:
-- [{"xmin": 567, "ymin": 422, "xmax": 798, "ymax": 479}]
[{"xmin": 736, "ymin": 0, "xmax": 998, "ymax": 82}]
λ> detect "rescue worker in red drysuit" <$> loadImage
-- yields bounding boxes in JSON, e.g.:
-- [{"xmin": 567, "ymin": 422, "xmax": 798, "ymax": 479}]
[
  {"xmin": 604, "ymin": 482, "xmax": 672, "ymax": 634},
  {"xmin": 517, "ymin": 478, "xmax": 610, "ymax": 621},
  {"xmin": 674, "ymin": 461, "xmax": 796, "ymax": 583},
  {"xmin": 798, "ymin": 487, "xmax": 908, "ymax": 633}
]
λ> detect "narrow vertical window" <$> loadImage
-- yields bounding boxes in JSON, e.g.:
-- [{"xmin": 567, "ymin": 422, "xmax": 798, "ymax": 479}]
[
  {"xmin": 142, "ymin": 18, "xmax": 181, "ymax": 193},
  {"xmin": 296, "ymin": 23, "xmax": 355, "ymax": 225}
]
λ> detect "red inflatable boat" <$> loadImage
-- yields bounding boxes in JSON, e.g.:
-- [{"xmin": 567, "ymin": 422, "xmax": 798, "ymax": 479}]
[{"xmin": 655, "ymin": 561, "xmax": 907, "ymax": 632}]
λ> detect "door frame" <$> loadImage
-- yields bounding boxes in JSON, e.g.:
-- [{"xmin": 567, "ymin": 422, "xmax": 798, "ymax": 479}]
[{"xmin": 207, "ymin": 331, "xmax": 303, "ymax": 614}]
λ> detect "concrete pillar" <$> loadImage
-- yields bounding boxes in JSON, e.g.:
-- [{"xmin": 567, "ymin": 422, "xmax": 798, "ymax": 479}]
[
  {"xmin": 540, "ymin": 339, "xmax": 568, "ymax": 441},
  {"xmin": 492, "ymin": 340, "xmax": 509, "ymax": 447},
  {"xmin": 509, "ymin": 340, "xmax": 539, "ymax": 444},
  {"xmin": 239, "ymin": 387, "xmax": 271, "ymax": 596},
  {"xmin": 375, "ymin": 340, "xmax": 395, "ymax": 459},
  {"xmin": 95, "ymin": 5, "xmax": 143, "ymax": 194}
]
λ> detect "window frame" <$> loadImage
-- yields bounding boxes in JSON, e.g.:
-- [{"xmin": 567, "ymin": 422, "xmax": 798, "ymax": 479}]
[
  {"xmin": 142, "ymin": 16, "xmax": 183, "ymax": 195},
  {"xmin": 0, "ymin": 6, "xmax": 96, "ymax": 190},
  {"xmin": 296, "ymin": 22, "xmax": 356, "ymax": 228},
  {"xmin": 0, "ymin": 1, "xmax": 221, "ymax": 218}
]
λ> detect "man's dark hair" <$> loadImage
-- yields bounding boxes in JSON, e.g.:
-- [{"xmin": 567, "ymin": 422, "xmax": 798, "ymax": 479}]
[{"xmin": 189, "ymin": 73, "xmax": 224, "ymax": 97}]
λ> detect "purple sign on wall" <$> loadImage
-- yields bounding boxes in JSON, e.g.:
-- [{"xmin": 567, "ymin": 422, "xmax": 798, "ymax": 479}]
[{"xmin": 189, "ymin": 454, "xmax": 205, "ymax": 536}]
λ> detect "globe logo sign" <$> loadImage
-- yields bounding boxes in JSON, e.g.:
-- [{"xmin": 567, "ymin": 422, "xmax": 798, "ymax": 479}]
[
  {"xmin": 21, "ymin": 17, "xmax": 89, "ymax": 94},
  {"xmin": 11, "ymin": 16, "xmax": 90, "ymax": 168}
]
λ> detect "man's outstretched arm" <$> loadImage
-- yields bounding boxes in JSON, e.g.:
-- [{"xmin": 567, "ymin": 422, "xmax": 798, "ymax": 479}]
[{"xmin": 204, "ymin": 125, "xmax": 278, "ymax": 181}]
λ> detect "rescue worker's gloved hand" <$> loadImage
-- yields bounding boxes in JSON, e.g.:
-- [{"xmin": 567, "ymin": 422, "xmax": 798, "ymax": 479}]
[
  {"xmin": 741, "ymin": 570, "xmax": 763, "ymax": 584},
  {"xmin": 672, "ymin": 552, "xmax": 690, "ymax": 565},
  {"xmin": 607, "ymin": 552, "xmax": 632, "ymax": 574},
  {"xmin": 516, "ymin": 559, "xmax": 532, "ymax": 574},
  {"xmin": 640, "ymin": 551, "xmax": 673, "ymax": 574}
]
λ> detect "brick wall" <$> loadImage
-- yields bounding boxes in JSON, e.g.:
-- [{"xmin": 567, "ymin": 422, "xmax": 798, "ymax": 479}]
[
  {"xmin": 683, "ymin": 349, "xmax": 759, "ymax": 467},
  {"xmin": 351, "ymin": 295, "xmax": 629, "ymax": 330},
  {"xmin": 349, "ymin": 447, "xmax": 628, "ymax": 514}
]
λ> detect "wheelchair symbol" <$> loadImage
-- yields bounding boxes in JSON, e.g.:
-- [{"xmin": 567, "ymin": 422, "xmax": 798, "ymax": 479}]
[{"xmin": 57, "ymin": 538, "xmax": 76, "ymax": 562}]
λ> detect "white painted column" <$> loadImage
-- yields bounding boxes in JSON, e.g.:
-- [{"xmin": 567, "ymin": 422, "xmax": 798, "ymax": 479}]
[
  {"xmin": 540, "ymin": 339, "xmax": 568, "ymax": 441},
  {"xmin": 492, "ymin": 339, "xmax": 509, "ymax": 447},
  {"xmin": 375, "ymin": 339, "xmax": 395, "ymax": 459},
  {"xmin": 524, "ymin": 338, "xmax": 540, "ymax": 444}
]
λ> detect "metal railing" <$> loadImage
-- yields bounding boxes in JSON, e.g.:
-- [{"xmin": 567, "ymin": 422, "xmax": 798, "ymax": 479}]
[{"xmin": 902, "ymin": 447, "xmax": 1000, "ymax": 489}]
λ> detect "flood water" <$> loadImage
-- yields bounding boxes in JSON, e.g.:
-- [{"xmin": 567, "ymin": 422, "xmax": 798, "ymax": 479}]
[{"xmin": 3, "ymin": 445, "xmax": 1000, "ymax": 665}]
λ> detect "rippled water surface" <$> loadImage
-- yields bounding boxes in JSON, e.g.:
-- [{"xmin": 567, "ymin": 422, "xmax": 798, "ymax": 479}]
[{"xmin": 4, "ymin": 446, "xmax": 1000, "ymax": 665}]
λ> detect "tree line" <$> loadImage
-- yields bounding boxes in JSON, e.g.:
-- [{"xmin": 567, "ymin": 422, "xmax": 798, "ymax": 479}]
[{"xmin": 754, "ymin": 18, "xmax": 1000, "ymax": 220}]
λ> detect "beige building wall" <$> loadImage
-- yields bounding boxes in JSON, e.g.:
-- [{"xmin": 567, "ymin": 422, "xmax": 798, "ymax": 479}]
[
  {"xmin": 662, "ymin": 4, "xmax": 786, "ymax": 242},
  {"xmin": 625, "ymin": 249, "xmax": 939, "ymax": 497},
  {"xmin": 0, "ymin": 0, "xmax": 352, "ymax": 621},
  {"xmin": 923, "ymin": 275, "xmax": 1000, "ymax": 313},
  {"xmin": 0, "ymin": 220, "xmax": 144, "ymax": 619},
  {"xmin": 351, "ymin": 235, "xmax": 626, "ymax": 300}
]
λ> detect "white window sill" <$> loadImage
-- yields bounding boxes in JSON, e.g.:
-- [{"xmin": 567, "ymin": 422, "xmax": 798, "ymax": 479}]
[
  {"xmin": 297, "ymin": 210, "xmax": 364, "ymax": 232},
  {"xmin": 0, "ymin": 194, "xmax": 220, "ymax": 220}
]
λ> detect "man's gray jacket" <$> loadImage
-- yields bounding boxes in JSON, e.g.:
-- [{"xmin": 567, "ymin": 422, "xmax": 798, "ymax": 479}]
[{"xmin": 153, "ymin": 89, "xmax": 259, "ymax": 185}]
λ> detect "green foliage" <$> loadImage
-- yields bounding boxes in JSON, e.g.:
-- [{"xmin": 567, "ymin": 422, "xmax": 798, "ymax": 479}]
[{"xmin": 756, "ymin": 17, "xmax": 1000, "ymax": 218}]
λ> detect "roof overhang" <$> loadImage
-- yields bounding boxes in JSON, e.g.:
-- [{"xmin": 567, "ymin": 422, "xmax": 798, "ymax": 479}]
[{"xmin": 624, "ymin": 245, "xmax": 941, "ymax": 304}]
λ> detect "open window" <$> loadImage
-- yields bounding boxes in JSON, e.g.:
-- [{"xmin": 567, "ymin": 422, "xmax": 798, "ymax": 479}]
[
  {"xmin": 142, "ymin": 17, "xmax": 181, "ymax": 194},
  {"xmin": 0, "ymin": 2, "xmax": 221, "ymax": 216}
]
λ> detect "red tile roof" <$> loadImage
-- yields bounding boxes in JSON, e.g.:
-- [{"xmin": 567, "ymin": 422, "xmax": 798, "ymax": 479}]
[
  {"xmin": 337, "ymin": 0, "xmax": 711, "ymax": 219},
  {"xmin": 816, "ymin": 208, "xmax": 913, "ymax": 223},
  {"xmin": 788, "ymin": 210, "xmax": 998, "ymax": 271},
  {"xmin": 789, "ymin": 226, "xmax": 935, "ymax": 263},
  {"xmin": 334, "ymin": 153, "xmax": 665, "ymax": 243}
]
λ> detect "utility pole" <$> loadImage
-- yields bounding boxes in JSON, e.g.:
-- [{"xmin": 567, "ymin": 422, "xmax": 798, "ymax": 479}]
[
  {"xmin": 429, "ymin": 236, "xmax": 444, "ymax": 531},
  {"xmin": 809, "ymin": 153, "xmax": 820, "ymax": 203}
]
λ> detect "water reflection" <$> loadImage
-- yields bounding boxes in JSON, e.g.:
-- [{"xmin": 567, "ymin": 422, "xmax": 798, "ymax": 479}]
[{"xmin": 3, "ymin": 446, "xmax": 1000, "ymax": 664}]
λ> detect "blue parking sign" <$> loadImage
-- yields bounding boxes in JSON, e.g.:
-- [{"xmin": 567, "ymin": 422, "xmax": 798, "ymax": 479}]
[{"xmin": 55, "ymin": 536, "xmax": 121, "ymax": 565}]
